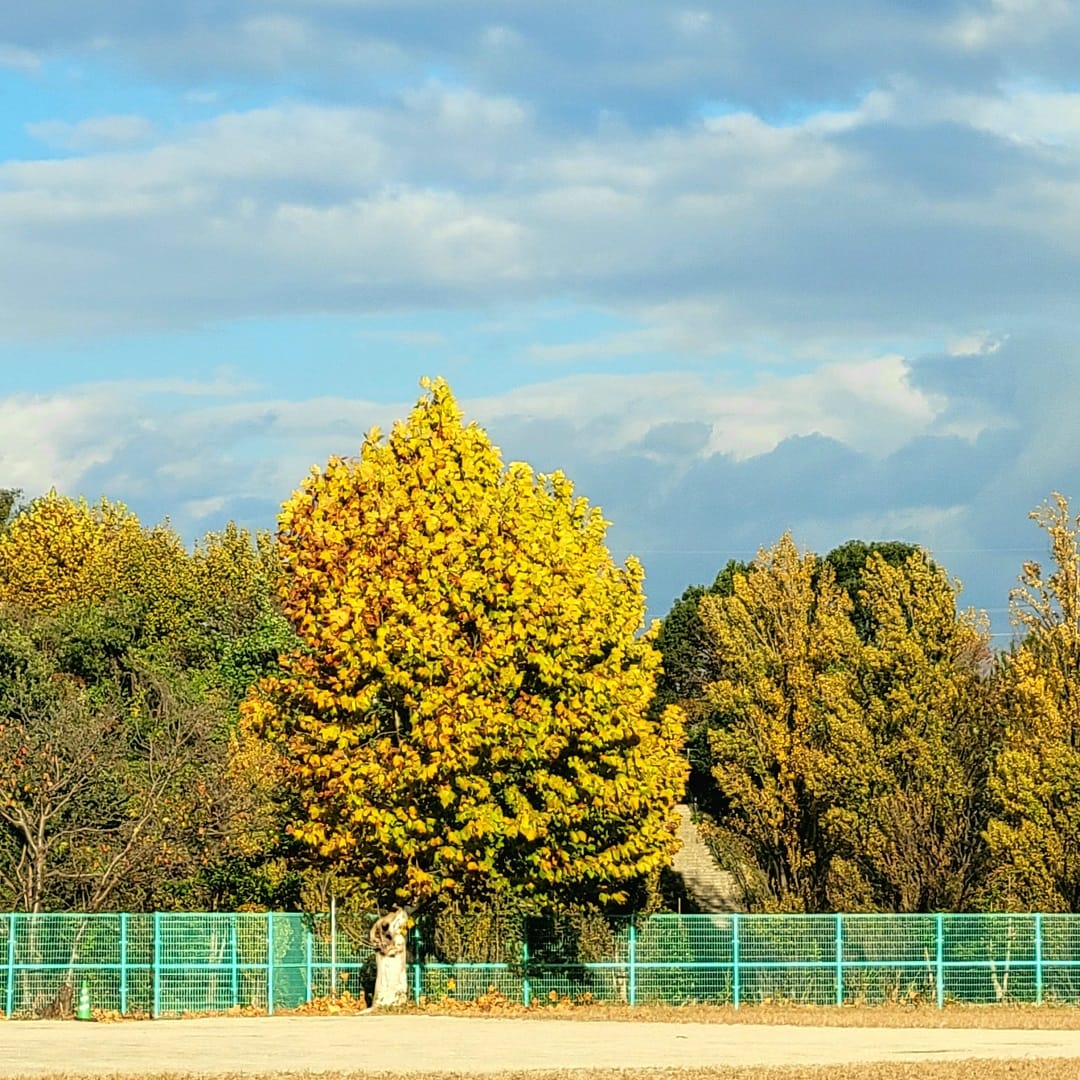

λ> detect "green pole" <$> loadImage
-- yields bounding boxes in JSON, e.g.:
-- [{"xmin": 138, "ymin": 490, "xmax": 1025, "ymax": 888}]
[
  {"xmin": 305, "ymin": 923, "xmax": 314, "ymax": 1004},
  {"xmin": 119, "ymin": 913, "xmax": 128, "ymax": 1016},
  {"xmin": 330, "ymin": 895, "xmax": 337, "ymax": 996},
  {"xmin": 522, "ymin": 924, "xmax": 531, "ymax": 1007},
  {"xmin": 230, "ymin": 917, "xmax": 240, "ymax": 1008},
  {"xmin": 935, "ymin": 913, "xmax": 944, "ymax": 1009},
  {"xmin": 266, "ymin": 914, "xmax": 276, "ymax": 1016},
  {"xmin": 732, "ymin": 914, "xmax": 741, "ymax": 1010},
  {"xmin": 1035, "ymin": 913, "xmax": 1044, "ymax": 1006},
  {"xmin": 152, "ymin": 912, "xmax": 161, "ymax": 1019},
  {"xmin": 412, "ymin": 924, "xmax": 422, "ymax": 1003},
  {"xmin": 628, "ymin": 921, "xmax": 637, "ymax": 1007},
  {"xmin": 5, "ymin": 912, "xmax": 15, "ymax": 1018},
  {"xmin": 835, "ymin": 914, "xmax": 844, "ymax": 1007}
]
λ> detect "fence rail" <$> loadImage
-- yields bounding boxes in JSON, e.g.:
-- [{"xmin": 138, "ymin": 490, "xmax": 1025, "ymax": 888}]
[{"xmin": 4, "ymin": 911, "xmax": 1080, "ymax": 1017}]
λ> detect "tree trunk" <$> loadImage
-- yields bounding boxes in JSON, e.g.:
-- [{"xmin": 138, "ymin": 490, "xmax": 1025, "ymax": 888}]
[{"xmin": 370, "ymin": 908, "xmax": 410, "ymax": 1007}]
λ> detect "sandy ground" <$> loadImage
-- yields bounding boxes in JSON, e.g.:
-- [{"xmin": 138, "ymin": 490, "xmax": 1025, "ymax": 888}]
[{"xmin": 3, "ymin": 1015, "xmax": 1080, "ymax": 1076}]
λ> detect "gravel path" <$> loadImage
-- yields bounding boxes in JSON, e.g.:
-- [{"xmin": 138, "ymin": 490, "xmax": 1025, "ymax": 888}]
[{"xmin": 4, "ymin": 1014, "xmax": 1080, "ymax": 1076}]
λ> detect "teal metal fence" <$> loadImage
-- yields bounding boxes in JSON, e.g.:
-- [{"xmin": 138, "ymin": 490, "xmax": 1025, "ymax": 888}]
[
  {"xmin": 0, "ymin": 912, "xmax": 370, "ymax": 1018},
  {"xmin": 4, "ymin": 911, "xmax": 1080, "ymax": 1017},
  {"xmin": 411, "ymin": 913, "xmax": 1080, "ymax": 1009}
]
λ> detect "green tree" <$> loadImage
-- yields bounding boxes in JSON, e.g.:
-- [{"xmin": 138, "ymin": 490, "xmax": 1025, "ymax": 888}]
[
  {"xmin": 0, "ymin": 493, "xmax": 296, "ymax": 912},
  {"xmin": 244, "ymin": 377, "xmax": 687, "ymax": 1003},
  {"xmin": 0, "ymin": 609, "xmax": 263, "ymax": 913},
  {"xmin": 985, "ymin": 493, "xmax": 1080, "ymax": 910},
  {"xmin": 653, "ymin": 560, "xmax": 749, "ymax": 810},
  {"xmin": 699, "ymin": 535, "xmax": 871, "ymax": 911},
  {"xmin": 824, "ymin": 539, "xmax": 923, "ymax": 642},
  {"xmin": 848, "ymin": 551, "xmax": 994, "ymax": 911}
]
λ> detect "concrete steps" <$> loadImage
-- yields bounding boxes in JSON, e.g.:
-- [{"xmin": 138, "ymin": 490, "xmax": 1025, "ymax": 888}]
[{"xmin": 670, "ymin": 804, "xmax": 744, "ymax": 913}]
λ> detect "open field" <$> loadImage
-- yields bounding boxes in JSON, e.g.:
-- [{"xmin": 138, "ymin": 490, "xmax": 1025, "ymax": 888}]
[{"xmin": 4, "ymin": 1014, "xmax": 1080, "ymax": 1078}]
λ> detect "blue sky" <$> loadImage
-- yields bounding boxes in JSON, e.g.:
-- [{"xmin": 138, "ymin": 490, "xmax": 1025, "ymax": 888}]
[{"xmin": 4, "ymin": 2, "xmax": 1080, "ymax": 641}]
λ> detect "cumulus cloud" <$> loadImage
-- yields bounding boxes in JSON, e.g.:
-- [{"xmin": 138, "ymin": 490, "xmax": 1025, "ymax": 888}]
[{"xmin": 4, "ymin": 76, "xmax": 1080, "ymax": 348}]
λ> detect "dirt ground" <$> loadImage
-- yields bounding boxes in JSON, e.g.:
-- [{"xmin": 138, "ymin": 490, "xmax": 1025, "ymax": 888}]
[{"xmin": 4, "ymin": 1014, "xmax": 1080, "ymax": 1077}]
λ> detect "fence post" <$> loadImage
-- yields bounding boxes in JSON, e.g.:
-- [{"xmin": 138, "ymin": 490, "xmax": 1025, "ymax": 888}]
[
  {"xmin": 1035, "ymin": 913, "xmax": 1044, "ymax": 1006},
  {"xmin": 522, "ymin": 922, "xmax": 531, "ymax": 1007},
  {"xmin": 119, "ymin": 913, "xmax": 128, "ymax": 1016},
  {"xmin": 230, "ymin": 916, "xmax": 240, "ymax": 1009},
  {"xmin": 835, "ymin": 914, "xmax": 844, "ymax": 1007},
  {"xmin": 266, "ymin": 914, "xmax": 275, "ymax": 1016},
  {"xmin": 329, "ymin": 894, "xmax": 337, "ymax": 997},
  {"xmin": 305, "ymin": 922, "xmax": 314, "ymax": 1004},
  {"xmin": 935, "ymin": 913, "xmax": 944, "ymax": 1009},
  {"xmin": 412, "ymin": 923, "xmax": 422, "ymax": 1003},
  {"xmin": 5, "ymin": 912, "xmax": 15, "ymax": 1018},
  {"xmin": 152, "ymin": 912, "xmax": 161, "ymax": 1019},
  {"xmin": 628, "ymin": 920, "xmax": 637, "ymax": 1007},
  {"xmin": 732, "ymin": 913, "xmax": 741, "ymax": 1010}
]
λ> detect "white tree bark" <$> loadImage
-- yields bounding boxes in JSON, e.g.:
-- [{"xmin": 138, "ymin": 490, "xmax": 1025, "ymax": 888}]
[{"xmin": 370, "ymin": 908, "xmax": 410, "ymax": 1007}]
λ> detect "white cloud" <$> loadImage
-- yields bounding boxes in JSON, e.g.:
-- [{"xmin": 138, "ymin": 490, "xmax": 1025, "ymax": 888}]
[
  {"xmin": 947, "ymin": 330, "xmax": 1005, "ymax": 356},
  {"xmin": 945, "ymin": 0, "xmax": 1073, "ymax": 51},
  {"xmin": 0, "ymin": 43, "xmax": 40, "ymax": 73},
  {"xmin": 3, "ymin": 78, "xmax": 1078, "ymax": 348},
  {"xmin": 26, "ymin": 114, "xmax": 156, "ymax": 152}
]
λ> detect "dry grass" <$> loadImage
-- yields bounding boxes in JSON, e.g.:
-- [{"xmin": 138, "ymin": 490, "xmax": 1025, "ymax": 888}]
[
  {"xmin": 10, "ymin": 1066, "xmax": 1080, "ymax": 1080},
  {"xmin": 413, "ymin": 998, "xmax": 1080, "ymax": 1029}
]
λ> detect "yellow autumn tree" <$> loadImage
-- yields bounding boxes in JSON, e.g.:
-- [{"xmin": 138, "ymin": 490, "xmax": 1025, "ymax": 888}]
[
  {"xmin": 985, "ymin": 493, "xmax": 1080, "ymax": 910},
  {"xmin": 243, "ymin": 378, "xmax": 687, "ymax": 1003},
  {"xmin": 0, "ymin": 492, "xmax": 187, "ymax": 619}
]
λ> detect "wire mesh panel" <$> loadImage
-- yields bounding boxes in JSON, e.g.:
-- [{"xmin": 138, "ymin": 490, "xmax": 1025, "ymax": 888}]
[
  {"xmin": 1038, "ymin": 915, "xmax": 1080, "ymax": 1004},
  {"xmin": 635, "ymin": 915, "xmax": 734, "ymax": 1004},
  {"xmin": 307, "ymin": 911, "xmax": 371, "ymax": 1000},
  {"xmin": 154, "ymin": 913, "xmax": 247, "ymax": 1016},
  {"xmin": 738, "ymin": 915, "xmax": 837, "ymax": 1005},
  {"xmin": 942, "ymin": 914, "xmax": 1038, "ymax": 1004},
  {"xmin": 524, "ymin": 914, "xmax": 629, "ymax": 1004},
  {"xmin": 5, "ymin": 913, "xmax": 137, "ymax": 1018},
  {"xmin": 841, "ymin": 915, "xmax": 937, "ymax": 1005}
]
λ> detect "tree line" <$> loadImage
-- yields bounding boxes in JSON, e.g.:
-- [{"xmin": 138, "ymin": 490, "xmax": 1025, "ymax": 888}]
[
  {"xmin": 0, "ymin": 378, "xmax": 1078, "ymax": 966},
  {"xmin": 655, "ymin": 498, "xmax": 1080, "ymax": 914}
]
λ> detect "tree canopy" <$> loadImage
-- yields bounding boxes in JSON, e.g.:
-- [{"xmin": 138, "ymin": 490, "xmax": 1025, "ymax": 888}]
[
  {"xmin": 0, "ymin": 492, "xmax": 294, "ymax": 912},
  {"xmin": 986, "ymin": 493, "xmax": 1080, "ymax": 910},
  {"xmin": 674, "ymin": 535, "xmax": 992, "ymax": 912},
  {"xmin": 244, "ymin": 377, "xmax": 687, "ymax": 912}
]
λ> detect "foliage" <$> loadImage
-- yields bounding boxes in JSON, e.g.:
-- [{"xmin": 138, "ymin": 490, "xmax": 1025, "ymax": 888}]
[
  {"xmin": 692, "ymin": 537, "xmax": 992, "ymax": 913},
  {"xmin": 0, "ymin": 492, "xmax": 297, "ymax": 912},
  {"xmin": 0, "ymin": 610, "xmax": 255, "ymax": 911},
  {"xmin": 652, "ymin": 560, "xmax": 749, "ymax": 812},
  {"xmin": 985, "ymin": 493, "xmax": 1080, "ymax": 910},
  {"xmin": 699, "ymin": 534, "xmax": 870, "ymax": 910},
  {"xmin": 245, "ymin": 377, "xmax": 687, "ymax": 911},
  {"xmin": 823, "ymin": 539, "xmax": 923, "ymax": 642},
  {"xmin": 0, "ymin": 488, "xmax": 22, "ymax": 531},
  {"xmin": 846, "ymin": 551, "xmax": 994, "ymax": 911},
  {"xmin": 0, "ymin": 495, "xmax": 296, "ymax": 703}
]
